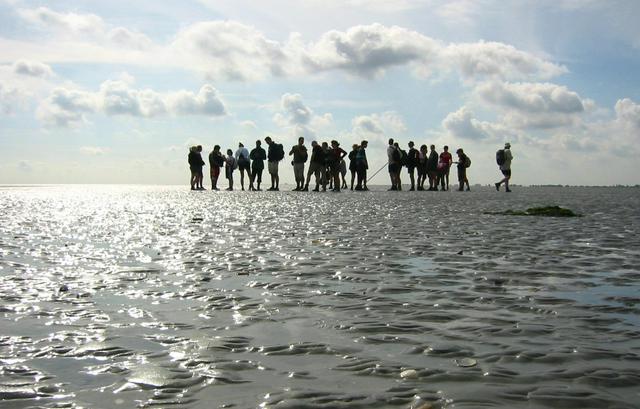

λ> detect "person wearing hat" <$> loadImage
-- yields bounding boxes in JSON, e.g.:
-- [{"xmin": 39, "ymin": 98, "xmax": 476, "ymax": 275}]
[{"xmin": 495, "ymin": 142, "xmax": 513, "ymax": 192}]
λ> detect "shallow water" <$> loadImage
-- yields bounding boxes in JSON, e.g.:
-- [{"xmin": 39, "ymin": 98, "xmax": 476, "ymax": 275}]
[{"xmin": 1, "ymin": 185, "xmax": 639, "ymax": 408}]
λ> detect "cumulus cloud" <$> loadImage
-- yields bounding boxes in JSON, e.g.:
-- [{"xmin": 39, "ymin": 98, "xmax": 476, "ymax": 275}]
[
  {"xmin": 37, "ymin": 80, "xmax": 227, "ymax": 127},
  {"xmin": 350, "ymin": 111, "xmax": 407, "ymax": 141},
  {"xmin": 443, "ymin": 42, "xmax": 568, "ymax": 81},
  {"xmin": 0, "ymin": 83, "xmax": 21, "ymax": 114},
  {"xmin": 476, "ymin": 81, "xmax": 589, "ymax": 129},
  {"xmin": 273, "ymin": 93, "xmax": 333, "ymax": 139},
  {"xmin": 14, "ymin": 5, "xmax": 567, "ymax": 84},
  {"xmin": 442, "ymin": 106, "xmax": 503, "ymax": 141},
  {"xmin": 303, "ymin": 24, "xmax": 439, "ymax": 79},
  {"xmin": 171, "ymin": 21, "xmax": 288, "ymax": 81},
  {"xmin": 17, "ymin": 6, "xmax": 153, "ymax": 50},
  {"xmin": 615, "ymin": 98, "xmax": 640, "ymax": 129},
  {"xmin": 12, "ymin": 60, "xmax": 54, "ymax": 77}
]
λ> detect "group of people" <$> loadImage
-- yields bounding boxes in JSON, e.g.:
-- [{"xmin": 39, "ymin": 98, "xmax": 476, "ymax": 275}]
[{"xmin": 188, "ymin": 137, "xmax": 513, "ymax": 192}]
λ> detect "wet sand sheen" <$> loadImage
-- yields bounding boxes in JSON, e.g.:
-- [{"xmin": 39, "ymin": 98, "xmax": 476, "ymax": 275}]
[{"xmin": 0, "ymin": 185, "xmax": 639, "ymax": 408}]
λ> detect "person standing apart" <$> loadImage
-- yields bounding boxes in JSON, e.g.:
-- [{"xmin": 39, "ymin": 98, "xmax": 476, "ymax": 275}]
[
  {"xmin": 265, "ymin": 136, "xmax": 284, "ymax": 191},
  {"xmin": 495, "ymin": 143, "xmax": 513, "ymax": 192},
  {"xmin": 249, "ymin": 140, "xmax": 266, "ymax": 191},
  {"xmin": 289, "ymin": 137, "xmax": 308, "ymax": 191},
  {"xmin": 456, "ymin": 148, "xmax": 470, "ymax": 191},
  {"xmin": 235, "ymin": 142, "xmax": 251, "ymax": 191}
]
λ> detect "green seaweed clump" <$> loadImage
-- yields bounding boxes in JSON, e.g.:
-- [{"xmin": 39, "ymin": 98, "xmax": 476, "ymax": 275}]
[{"xmin": 486, "ymin": 206, "xmax": 581, "ymax": 217}]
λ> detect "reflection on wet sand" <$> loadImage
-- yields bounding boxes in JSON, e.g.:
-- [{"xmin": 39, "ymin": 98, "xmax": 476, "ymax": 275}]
[{"xmin": 1, "ymin": 185, "xmax": 639, "ymax": 408}]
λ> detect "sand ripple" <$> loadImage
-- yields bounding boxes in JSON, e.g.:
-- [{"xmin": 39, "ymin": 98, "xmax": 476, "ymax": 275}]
[{"xmin": 0, "ymin": 185, "xmax": 639, "ymax": 408}]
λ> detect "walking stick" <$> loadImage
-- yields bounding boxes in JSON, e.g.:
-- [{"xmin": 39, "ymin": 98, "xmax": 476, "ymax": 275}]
[{"xmin": 367, "ymin": 161, "xmax": 389, "ymax": 183}]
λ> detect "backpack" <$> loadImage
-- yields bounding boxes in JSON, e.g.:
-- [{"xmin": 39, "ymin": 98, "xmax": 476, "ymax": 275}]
[
  {"xmin": 496, "ymin": 149, "xmax": 505, "ymax": 166},
  {"xmin": 391, "ymin": 147, "xmax": 402, "ymax": 163},
  {"xmin": 464, "ymin": 156, "xmax": 471, "ymax": 168},
  {"xmin": 273, "ymin": 143, "xmax": 285, "ymax": 161}
]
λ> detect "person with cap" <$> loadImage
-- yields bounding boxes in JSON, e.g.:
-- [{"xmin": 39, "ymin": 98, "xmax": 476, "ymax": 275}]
[
  {"xmin": 235, "ymin": 142, "xmax": 251, "ymax": 191},
  {"xmin": 495, "ymin": 142, "xmax": 513, "ymax": 192}
]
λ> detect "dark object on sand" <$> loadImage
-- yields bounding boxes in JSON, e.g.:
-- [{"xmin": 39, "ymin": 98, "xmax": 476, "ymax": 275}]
[{"xmin": 486, "ymin": 206, "xmax": 581, "ymax": 217}]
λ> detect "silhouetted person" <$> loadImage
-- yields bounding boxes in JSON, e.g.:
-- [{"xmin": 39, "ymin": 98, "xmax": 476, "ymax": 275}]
[
  {"xmin": 188, "ymin": 145, "xmax": 204, "ymax": 190},
  {"xmin": 394, "ymin": 142, "xmax": 404, "ymax": 191},
  {"xmin": 407, "ymin": 141, "xmax": 419, "ymax": 191},
  {"xmin": 495, "ymin": 142, "xmax": 513, "ymax": 192},
  {"xmin": 235, "ymin": 142, "xmax": 250, "ymax": 191},
  {"xmin": 340, "ymin": 158, "xmax": 348, "ymax": 189},
  {"xmin": 427, "ymin": 145, "xmax": 439, "ymax": 190},
  {"xmin": 355, "ymin": 140, "xmax": 368, "ymax": 191},
  {"xmin": 208, "ymin": 145, "xmax": 224, "ymax": 190},
  {"xmin": 438, "ymin": 145, "xmax": 453, "ymax": 191},
  {"xmin": 225, "ymin": 149, "xmax": 236, "ymax": 191},
  {"xmin": 249, "ymin": 140, "xmax": 266, "ymax": 191},
  {"xmin": 387, "ymin": 138, "xmax": 401, "ymax": 190},
  {"xmin": 329, "ymin": 140, "xmax": 347, "ymax": 192},
  {"xmin": 303, "ymin": 141, "xmax": 324, "ymax": 191},
  {"xmin": 348, "ymin": 144, "xmax": 358, "ymax": 190},
  {"xmin": 417, "ymin": 144, "xmax": 428, "ymax": 190},
  {"xmin": 265, "ymin": 136, "xmax": 284, "ymax": 191},
  {"xmin": 289, "ymin": 137, "xmax": 308, "ymax": 191},
  {"xmin": 456, "ymin": 148, "xmax": 470, "ymax": 191}
]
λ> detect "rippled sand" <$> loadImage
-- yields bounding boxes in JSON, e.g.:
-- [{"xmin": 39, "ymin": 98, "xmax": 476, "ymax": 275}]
[{"xmin": 1, "ymin": 185, "xmax": 639, "ymax": 408}]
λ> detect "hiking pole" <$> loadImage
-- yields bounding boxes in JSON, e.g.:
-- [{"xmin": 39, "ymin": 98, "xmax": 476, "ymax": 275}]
[{"xmin": 367, "ymin": 161, "xmax": 389, "ymax": 184}]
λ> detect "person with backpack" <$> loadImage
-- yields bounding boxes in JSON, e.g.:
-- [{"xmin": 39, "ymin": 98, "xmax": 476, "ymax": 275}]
[
  {"xmin": 225, "ymin": 148, "xmax": 237, "ymax": 191},
  {"xmin": 407, "ymin": 141, "xmax": 419, "ymax": 191},
  {"xmin": 235, "ymin": 142, "xmax": 251, "ymax": 191},
  {"xmin": 456, "ymin": 148, "xmax": 470, "ymax": 191},
  {"xmin": 265, "ymin": 136, "xmax": 284, "ymax": 191},
  {"xmin": 495, "ymin": 142, "xmax": 513, "ymax": 192},
  {"xmin": 249, "ymin": 140, "xmax": 266, "ymax": 191},
  {"xmin": 426, "ymin": 144, "xmax": 439, "ymax": 191},
  {"xmin": 289, "ymin": 137, "xmax": 308, "ymax": 191},
  {"xmin": 208, "ymin": 145, "xmax": 224, "ymax": 190}
]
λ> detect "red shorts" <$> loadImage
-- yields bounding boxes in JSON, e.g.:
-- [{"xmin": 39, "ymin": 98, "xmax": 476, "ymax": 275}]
[{"xmin": 210, "ymin": 166, "xmax": 220, "ymax": 178}]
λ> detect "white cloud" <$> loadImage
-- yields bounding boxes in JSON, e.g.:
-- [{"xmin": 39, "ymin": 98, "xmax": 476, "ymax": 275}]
[
  {"xmin": 350, "ymin": 111, "xmax": 407, "ymax": 141},
  {"xmin": 0, "ymin": 83, "xmax": 22, "ymax": 114},
  {"xmin": 79, "ymin": 146, "xmax": 111, "ymax": 155},
  {"xmin": 442, "ymin": 106, "xmax": 506, "ymax": 141},
  {"xmin": 443, "ymin": 42, "xmax": 568, "ymax": 82},
  {"xmin": 615, "ymin": 98, "xmax": 640, "ymax": 129},
  {"xmin": 303, "ymin": 23, "xmax": 439, "ymax": 79},
  {"xmin": 12, "ymin": 60, "xmax": 54, "ymax": 77},
  {"xmin": 476, "ymin": 81, "xmax": 588, "ymax": 129},
  {"xmin": 273, "ymin": 93, "xmax": 333, "ymax": 139},
  {"xmin": 171, "ymin": 21, "xmax": 289, "ymax": 81},
  {"xmin": 37, "ymin": 81, "xmax": 227, "ymax": 127}
]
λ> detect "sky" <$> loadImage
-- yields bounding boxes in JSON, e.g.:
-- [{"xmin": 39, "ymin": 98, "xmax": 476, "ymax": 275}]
[{"xmin": 0, "ymin": 0, "xmax": 639, "ymax": 186}]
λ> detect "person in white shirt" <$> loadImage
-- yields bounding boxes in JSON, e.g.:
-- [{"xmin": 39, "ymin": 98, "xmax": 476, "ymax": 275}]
[
  {"xmin": 495, "ymin": 143, "xmax": 513, "ymax": 192},
  {"xmin": 234, "ymin": 143, "xmax": 251, "ymax": 191}
]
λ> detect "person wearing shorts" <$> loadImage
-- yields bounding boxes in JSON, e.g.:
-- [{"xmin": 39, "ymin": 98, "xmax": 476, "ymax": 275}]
[
  {"xmin": 249, "ymin": 140, "xmax": 266, "ymax": 191},
  {"xmin": 235, "ymin": 142, "xmax": 251, "ymax": 191},
  {"xmin": 495, "ymin": 143, "xmax": 513, "ymax": 192}
]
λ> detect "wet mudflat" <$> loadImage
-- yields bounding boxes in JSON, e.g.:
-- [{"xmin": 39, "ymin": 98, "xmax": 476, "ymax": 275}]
[{"xmin": 0, "ymin": 185, "xmax": 639, "ymax": 408}]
